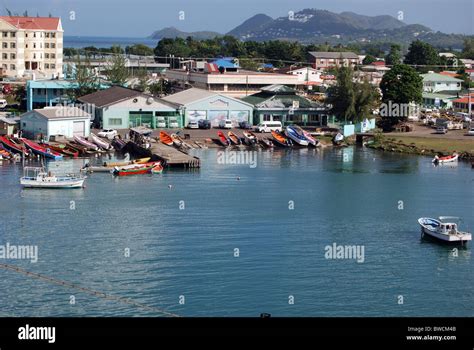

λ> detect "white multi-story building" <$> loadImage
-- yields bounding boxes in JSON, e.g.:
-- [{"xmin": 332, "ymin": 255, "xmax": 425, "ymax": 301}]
[
  {"xmin": 421, "ymin": 72, "xmax": 462, "ymax": 93},
  {"xmin": 0, "ymin": 16, "xmax": 63, "ymax": 78}
]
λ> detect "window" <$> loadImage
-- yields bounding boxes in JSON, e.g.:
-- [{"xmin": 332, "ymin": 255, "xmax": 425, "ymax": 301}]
[
  {"xmin": 263, "ymin": 114, "xmax": 271, "ymax": 121},
  {"xmin": 51, "ymin": 33, "xmax": 56, "ymax": 38},
  {"xmin": 2, "ymin": 53, "xmax": 7, "ymax": 60},
  {"xmin": 10, "ymin": 42, "xmax": 15, "ymax": 49},
  {"xmin": 109, "ymin": 118, "xmax": 122, "ymax": 126},
  {"xmin": 33, "ymin": 43, "xmax": 36, "ymax": 49},
  {"xmin": 45, "ymin": 53, "xmax": 49, "ymax": 59},
  {"xmin": 51, "ymin": 53, "xmax": 55, "ymax": 59},
  {"xmin": 10, "ymin": 53, "xmax": 15, "ymax": 60},
  {"xmin": 45, "ymin": 63, "xmax": 49, "ymax": 69},
  {"xmin": 10, "ymin": 64, "xmax": 15, "ymax": 70},
  {"xmin": 51, "ymin": 43, "xmax": 56, "ymax": 49},
  {"xmin": 2, "ymin": 32, "xmax": 7, "ymax": 38},
  {"xmin": 45, "ymin": 33, "xmax": 50, "ymax": 38},
  {"xmin": 10, "ymin": 32, "xmax": 15, "ymax": 38},
  {"xmin": 51, "ymin": 64, "xmax": 55, "ymax": 69},
  {"xmin": 33, "ymin": 32, "xmax": 36, "ymax": 38},
  {"xmin": 2, "ymin": 42, "xmax": 7, "ymax": 49},
  {"xmin": 45, "ymin": 43, "xmax": 49, "ymax": 49}
]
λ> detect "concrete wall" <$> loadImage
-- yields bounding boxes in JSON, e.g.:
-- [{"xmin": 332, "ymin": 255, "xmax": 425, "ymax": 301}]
[{"xmin": 21, "ymin": 111, "xmax": 90, "ymax": 139}]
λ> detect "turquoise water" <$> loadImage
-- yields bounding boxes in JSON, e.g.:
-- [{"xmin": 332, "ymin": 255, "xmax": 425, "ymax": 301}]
[{"xmin": 0, "ymin": 147, "xmax": 473, "ymax": 317}]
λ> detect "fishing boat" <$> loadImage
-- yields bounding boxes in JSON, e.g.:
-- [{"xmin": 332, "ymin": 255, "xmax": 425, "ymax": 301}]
[
  {"xmin": 217, "ymin": 131, "xmax": 230, "ymax": 147},
  {"xmin": 285, "ymin": 125, "xmax": 309, "ymax": 146},
  {"xmin": 243, "ymin": 131, "xmax": 257, "ymax": 146},
  {"xmin": 21, "ymin": 139, "xmax": 63, "ymax": 160},
  {"xmin": 20, "ymin": 166, "xmax": 85, "ymax": 189},
  {"xmin": 151, "ymin": 162, "xmax": 164, "ymax": 174},
  {"xmin": 0, "ymin": 145, "xmax": 12, "ymax": 160},
  {"xmin": 90, "ymin": 133, "xmax": 111, "ymax": 150},
  {"xmin": 418, "ymin": 217, "xmax": 472, "ymax": 245},
  {"xmin": 333, "ymin": 133, "xmax": 344, "ymax": 145},
  {"xmin": 171, "ymin": 134, "xmax": 183, "ymax": 147},
  {"xmin": 228, "ymin": 131, "xmax": 241, "ymax": 145},
  {"xmin": 43, "ymin": 143, "xmax": 79, "ymax": 158},
  {"xmin": 432, "ymin": 153, "xmax": 458, "ymax": 164},
  {"xmin": 0, "ymin": 136, "xmax": 30, "ymax": 156},
  {"xmin": 259, "ymin": 138, "xmax": 274, "ymax": 148},
  {"xmin": 74, "ymin": 135, "xmax": 99, "ymax": 151},
  {"xmin": 111, "ymin": 137, "xmax": 127, "ymax": 151},
  {"xmin": 112, "ymin": 162, "xmax": 156, "ymax": 176},
  {"xmin": 291, "ymin": 125, "xmax": 319, "ymax": 147},
  {"xmin": 159, "ymin": 131, "xmax": 174, "ymax": 146},
  {"xmin": 271, "ymin": 130, "xmax": 292, "ymax": 147}
]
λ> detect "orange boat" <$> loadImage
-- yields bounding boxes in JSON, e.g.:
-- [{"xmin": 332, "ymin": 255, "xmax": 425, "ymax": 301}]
[
  {"xmin": 160, "ymin": 131, "xmax": 174, "ymax": 146},
  {"xmin": 271, "ymin": 131, "xmax": 292, "ymax": 147}
]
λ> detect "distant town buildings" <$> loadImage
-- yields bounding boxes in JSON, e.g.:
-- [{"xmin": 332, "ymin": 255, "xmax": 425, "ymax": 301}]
[
  {"xmin": 0, "ymin": 16, "xmax": 63, "ymax": 78},
  {"xmin": 308, "ymin": 51, "xmax": 359, "ymax": 70}
]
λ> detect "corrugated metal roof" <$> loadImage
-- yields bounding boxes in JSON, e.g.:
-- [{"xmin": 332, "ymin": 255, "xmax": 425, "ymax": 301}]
[
  {"xmin": 422, "ymin": 73, "xmax": 463, "ymax": 82},
  {"xmin": 162, "ymin": 88, "xmax": 218, "ymax": 105},
  {"xmin": 26, "ymin": 107, "xmax": 91, "ymax": 120},
  {"xmin": 78, "ymin": 86, "xmax": 142, "ymax": 108}
]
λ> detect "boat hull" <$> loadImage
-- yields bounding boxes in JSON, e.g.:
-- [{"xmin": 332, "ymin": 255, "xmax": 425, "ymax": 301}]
[
  {"xmin": 418, "ymin": 218, "xmax": 472, "ymax": 244},
  {"xmin": 90, "ymin": 134, "xmax": 111, "ymax": 150},
  {"xmin": 22, "ymin": 139, "xmax": 63, "ymax": 160},
  {"xmin": 285, "ymin": 127, "xmax": 309, "ymax": 146},
  {"xmin": 74, "ymin": 136, "xmax": 99, "ymax": 151},
  {"xmin": 20, "ymin": 179, "xmax": 84, "ymax": 188}
]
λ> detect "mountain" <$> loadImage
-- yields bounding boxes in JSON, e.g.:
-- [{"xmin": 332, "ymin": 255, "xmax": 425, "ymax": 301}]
[
  {"xmin": 149, "ymin": 27, "xmax": 220, "ymax": 40},
  {"xmin": 338, "ymin": 11, "xmax": 407, "ymax": 31},
  {"xmin": 227, "ymin": 14, "xmax": 274, "ymax": 39}
]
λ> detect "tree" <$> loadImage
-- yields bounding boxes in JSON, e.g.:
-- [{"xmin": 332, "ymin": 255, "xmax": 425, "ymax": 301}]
[
  {"xmin": 126, "ymin": 44, "xmax": 154, "ymax": 56},
  {"xmin": 456, "ymin": 67, "xmax": 472, "ymax": 90},
  {"xmin": 404, "ymin": 40, "xmax": 440, "ymax": 68},
  {"xmin": 105, "ymin": 54, "xmax": 129, "ymax": 86},
  {"xmin": 70, "ymin": 55, "xmax": 100, "ymax": 99},
  {"xmin": 149, "ymin": 79, "xmax": 172, "ymax": 96},
  {"xmin": 353, "ymin": 79, "xmax": 380, "ymax": 121},
  {"xmin": 362, "ymin": 55, "xmax": 377, "ymax": 65},
  {"xmin": 133, "ymin": 68, "xmax": 149, "ymax": 92},
  {"xmin": 385, "ymin": 44, "xmax": 402, "ymax": 66},
  {"xmin": 380, "ymin": 64, "xmax": 423, "ymax": 105},
  {"xmin": 461, "ymin": 38, "xmax": 474, "ymax": 59},
  {"xmin": 63, "ymin": 47, "xmax": 78, "ymax": 58}
]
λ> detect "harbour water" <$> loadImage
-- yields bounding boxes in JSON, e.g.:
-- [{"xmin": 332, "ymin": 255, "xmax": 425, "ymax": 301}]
[{"xmin": 0, "ymin": 147, "xmax": 473, "ymax": 317}]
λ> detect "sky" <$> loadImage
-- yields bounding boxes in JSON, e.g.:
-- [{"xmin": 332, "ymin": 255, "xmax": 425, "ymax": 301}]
[{"xmin": 3, "ymin": 0, "xmax": 473, "ymax": 37}]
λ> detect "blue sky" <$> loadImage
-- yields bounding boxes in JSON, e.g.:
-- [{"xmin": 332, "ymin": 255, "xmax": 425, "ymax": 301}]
[{"xmin": 4, "ymin": 0, "xmax": 473, "ymax": 37}]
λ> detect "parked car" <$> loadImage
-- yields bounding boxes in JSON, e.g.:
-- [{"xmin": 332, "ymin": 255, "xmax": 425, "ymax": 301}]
[
  {"xmin": 156, "ymin": 117, "xmax": 166, "ymax": 128},
  {"xmin": 97, "ymin": 129, "xmax": 118, "ymax": 139},
  {"xmin": 168, "ymin": 118, "xmax": 179, "ymax": 128},
  {"xmin": 219, "ymin": 119, "xmax": 233, "ymax": 129},
  {"xmin": 255, "ymin": 121, "xmax": 282, "ymax": 133},
  {"xmin": 198, "ymin": 119, "xmax": 211, "ymax": 129},
  {"xmin": 239, "ymin": 121, "xmax": 252, "ymax": 129},
  {"xmin": 435, "ymin": 126, "xmax": 448, "ymax": 134},
  {"xmin": 187, "ymin": 121, "xmax": 199, "ymax": 129},
  {"xmin": 467, "ymin": 127, "xmax": 474, "ymax": 136}
]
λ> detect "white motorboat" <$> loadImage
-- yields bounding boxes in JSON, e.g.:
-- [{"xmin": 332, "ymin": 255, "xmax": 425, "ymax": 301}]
[
  {"xmin": 20, "ymin": 167, "xmax": 85, "ymax": 189},
  {"xmin": 418, "ymin": 217, "xmax": 471, "ymax": 244},
  {"xmin": 432, "ymin": 153, "xmax": 459, "ymax": 164},
  {"xmin": 90, "ymin": 133, "xmax": 111, "ymax": 150}
]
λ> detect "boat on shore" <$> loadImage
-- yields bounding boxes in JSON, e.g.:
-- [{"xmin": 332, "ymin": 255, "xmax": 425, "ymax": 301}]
[
  {"xmin": 90, "ymin": 133, "xmax": 112, "ymax": 150},
  {"xmin": 0, "ymin": 136, "xmax": 30, "ymax": 157},
  {"xmin": 43, "ymin": 143, "xmax": 79, "ymax": 158},
  {"xmin": 21, "ymin": 139, "xmax": 63, "ymax": 160},
  {"xmin": 160, "ymin": 131, "xmax": 174, "ymax": 146},
  {"xmin": 171, "ymin": 134, "xmax": 183, "ymax": 147},
  {"xmin": 271, "ymin": 131, "xmax": 292, "ymax": 147},
  {"xmin": 0, "ymin": 145, "xmax": 12, "ymax": 160},
  {"xmin": 433, "ymin": 153, "xmax": 458, "ymax": 164},
  {"xmin": 112, "ymin": 162, "xmax": 156, "ymax": 176},
  {"xmin": 217, "ymin": 131, "xmax": 230, "ymax": 147},
  {"xmin": 228, "ymin": 131, "xmax": 241, "ymax": 145},
  {"xmin": 151, "ymin": 162, "xmax": 164, "ymax": 174},
  {"xmin": 74, "ymin": 135, "xmax": 99, "ymax": 151},
  {"xmin": 418, "ymin": 217, "xmax": 471, "ymax": 245},
  {"xmin": 111, "ymin": 137, "xmax": 127, "ymax": 151},
  {"xmin": 285, "ymin": 125, "xmax": 309, "ymax": 146},
  {"xmin": 20, "ymin": 166, "xmax": 85, "ymax": 189},
  {"xmin": 243, "ymin": 131, "xmax": 257, "ymax": 146},
  {"xmin": 333, "ymin": 133, "xmax": 344, "ymax": 145},
  {"xmin": 291, "ymin": 125, "xmax": 319, "ymax": 147},
  {"xmin": 259, "ymin": 138, "xmax": 274, "ymax": 148}
]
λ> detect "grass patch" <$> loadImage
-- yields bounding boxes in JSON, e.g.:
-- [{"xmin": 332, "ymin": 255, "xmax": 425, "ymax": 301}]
[{"xmin": 389, "ymin": 136, "xmax": 474, "ymax": 154}]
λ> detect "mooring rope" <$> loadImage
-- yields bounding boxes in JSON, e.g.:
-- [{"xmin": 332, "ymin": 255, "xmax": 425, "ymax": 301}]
[{"xmin": 0, "ymin": 263, "xmax": 180, "ymax": 317}]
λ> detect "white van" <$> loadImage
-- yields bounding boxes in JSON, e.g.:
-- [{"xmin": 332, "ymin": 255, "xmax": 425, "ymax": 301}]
[
  {"xmin": 0, "ymin": 99, "xmax": 7, "ymax": 109},
  {"xmin": 255, "ymin": 121, "xmax": 282, "ymax": 133}
]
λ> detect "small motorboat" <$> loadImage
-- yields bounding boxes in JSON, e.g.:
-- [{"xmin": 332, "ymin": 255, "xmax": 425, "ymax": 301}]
[
  {"xmin": 243, "ymin": 131, "xmax": 257, "ymax": 146},
  {"xmin": 333, "ymin": 133, "xmax": 344, "ymax": 145},
  {"xmin": 74, "ymin": 135, "xmax": 99, "ymax": 151},
  {"xmin": 271, "ymin": 131, "xmax": 292, "ymax": 147},
  {"xmin": 112, "ymin": 162, "xmax": 156, "ymax": 176},
  {"xmin": 0, "ymin": 136, "xmax": 30, "ymax": 157},
  {"xmin": 285, "ymin": 125, "xmax": 309, "ymax": 146},
  {"xmin": 160, "ymin": 131, "xmax": 174, "ymax": 146},
  {"xmin": 291, "ymin": 125, "xmax": 319, "ymax": 147},
  {"xmin": 259, "ymin": 138, "xmax": 274, "ymax": 148},
  {"xmin": 432, "ymin": 153, "xmax": 458, "ymax": 164},
  {"xmin": 171, "ymin": 134, "xmax": 183, "ymax": 147},
  {"xmin": 21, "ymin": 139, "xmax": 63, "ymax": 160},
  {"xmin": 418, "ymin": 217, "xmax": 471, "ymax": 245},
  {"xmin": 20, "ymin": 166, "xmax": 85, "ymax": 189},
  {"xmin": 151, "ymin": 162, "xmax": 164, "ymax": 174},
  {"xmin": 228, "ymin": 131, "xmax": 241, "ymax": 145},
  {"xmin": 90, "ymin": 133, "xmax": 111, "ymax": 150},
  {"xmin": 217, "ymin": 131, "xmax": 230, "ymax": 147}
]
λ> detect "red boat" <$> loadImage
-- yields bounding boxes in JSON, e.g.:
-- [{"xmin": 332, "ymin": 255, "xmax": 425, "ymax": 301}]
[
  {"xmin": 217, "ymin": 131, "xmax": 230, "ymax": 147},
  {"xmin": 43, "ymin": 143, "xmax": 79, "ymax": 158},
  {"xmin": 112, "ymin": 162, "xmax": 157, "ymax": 176},
  {"xmin": 159, "ymin": 131, "xmax": 174, "ymax": 146},
  {"xmin": 0, "ymin": 136, "xmax": 30, "ymax": 156},
  {"xmin": 21, "ymin": 139, "xmax": 63, "ymax": 160}
]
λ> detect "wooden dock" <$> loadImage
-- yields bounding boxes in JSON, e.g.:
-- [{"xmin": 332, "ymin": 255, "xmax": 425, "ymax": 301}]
[{"xmin": 149, "ymin": 142, "xmax": 200, "ymax": 168}]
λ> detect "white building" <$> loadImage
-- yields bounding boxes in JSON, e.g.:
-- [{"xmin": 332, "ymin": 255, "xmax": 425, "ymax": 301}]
[
  {"xmin": 421, "ymin": 72, "xmax": 462, "ymax": 93},
  {"xmin": 283, "ymin": 67, "xmax": 323, "ymax": 85},
  {"xmin": 0, "ymin": 16, "xmax": 63, "ymax": 78},
  {"xmin": 20, "ymin": 107, "xmax": 91, "ymax": 140}
]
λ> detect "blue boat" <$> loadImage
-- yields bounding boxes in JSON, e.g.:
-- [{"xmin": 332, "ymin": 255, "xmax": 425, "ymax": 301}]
[{"xmin": 285, "ymin": 125, "xmax": 309, "ymax": 146}]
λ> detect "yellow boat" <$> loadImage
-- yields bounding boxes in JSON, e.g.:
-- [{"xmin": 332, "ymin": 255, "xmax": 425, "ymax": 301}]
[
  {"xmin": 103, "ymin": 157, "xmax": 151, "ymax": 167},
  {"xmin": 133, "ymin": 157, "xmax": 151, "ymax": 164}
]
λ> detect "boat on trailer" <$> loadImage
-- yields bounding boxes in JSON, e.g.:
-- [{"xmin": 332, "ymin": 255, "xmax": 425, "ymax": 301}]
[
  {"xmin": 432, "ymin": 153, "xmax": 458, "ymax": 164},
  {"xmin": 418, "ymin": 217, "xmax": 471, "ymax": 245},
  {"xmin": 20, "ymin": 167, "xmax": 85, "ymax": 189}
]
